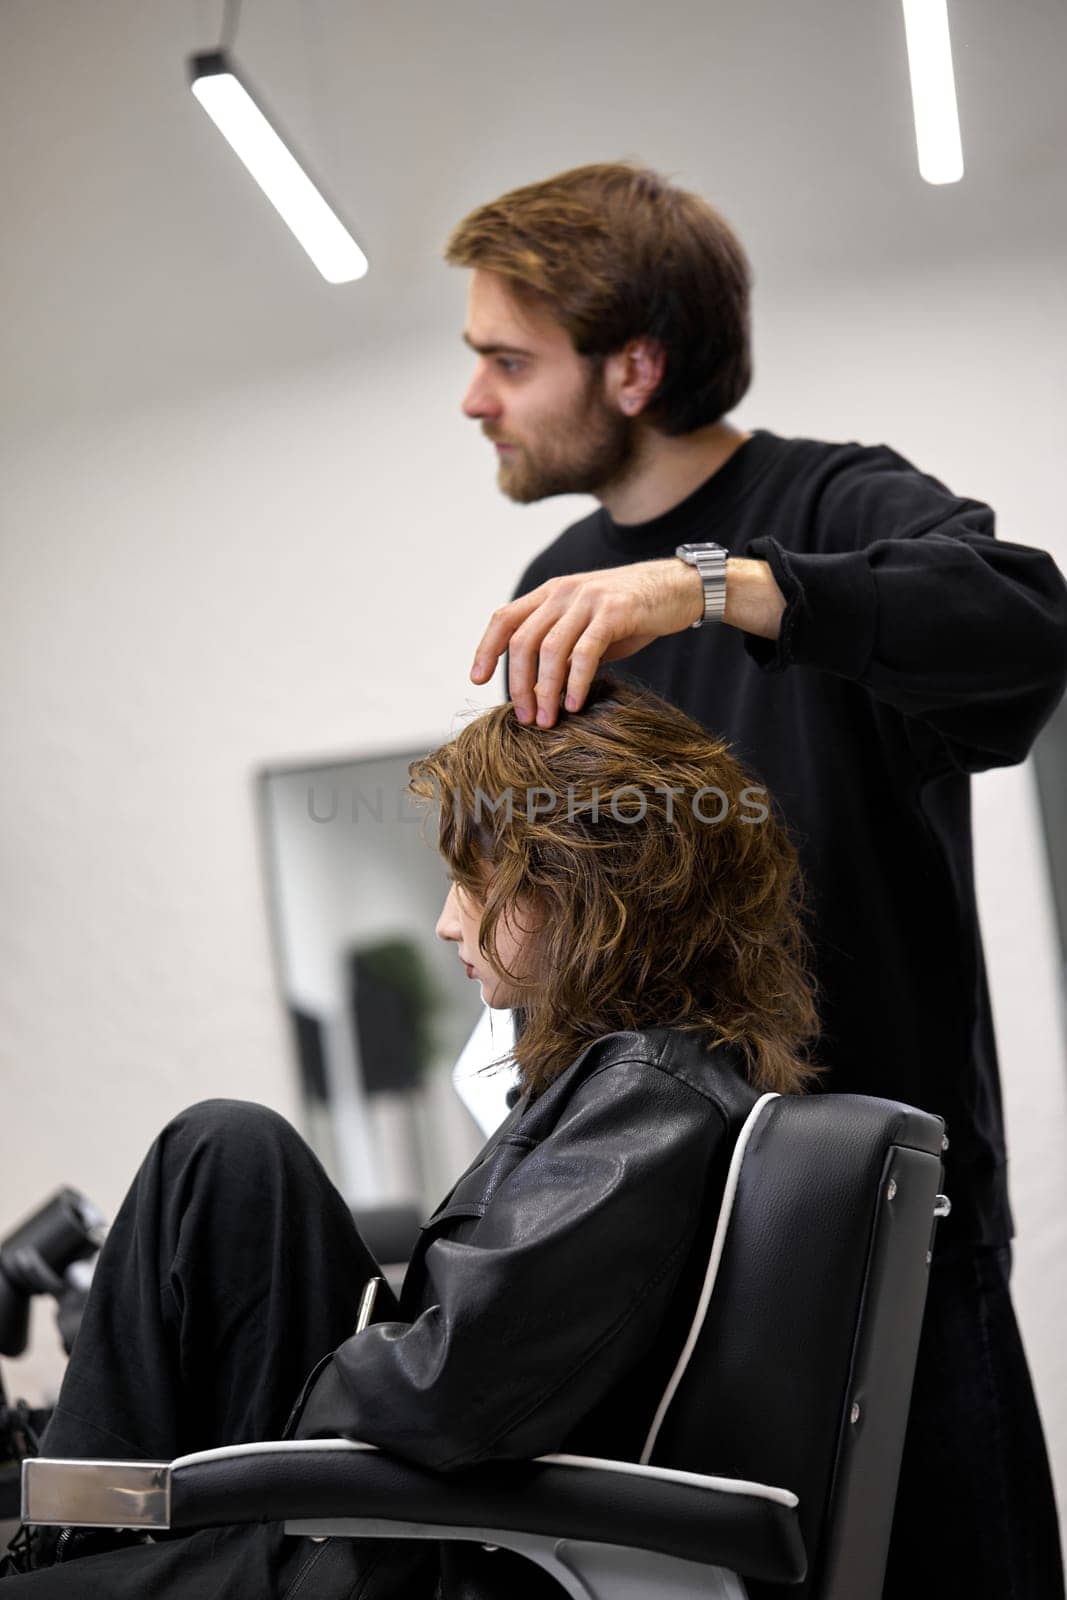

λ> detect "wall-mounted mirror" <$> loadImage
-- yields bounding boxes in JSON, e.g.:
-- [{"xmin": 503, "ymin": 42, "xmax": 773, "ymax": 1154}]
[{"xmin": 256, "ymin": 747, "xmax": 516, "ymax": 1217}]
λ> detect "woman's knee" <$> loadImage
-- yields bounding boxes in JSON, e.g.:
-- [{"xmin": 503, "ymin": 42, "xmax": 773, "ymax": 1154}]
[{"xmin": 158, "ymin": 1099, "xmax": 308, "ymax": 1172}]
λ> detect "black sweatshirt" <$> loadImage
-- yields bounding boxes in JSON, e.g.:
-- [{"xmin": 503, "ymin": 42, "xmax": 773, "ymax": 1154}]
[{"xmin": 512, "ymin": 428, "xmax": 1067, "ymax": 1247}]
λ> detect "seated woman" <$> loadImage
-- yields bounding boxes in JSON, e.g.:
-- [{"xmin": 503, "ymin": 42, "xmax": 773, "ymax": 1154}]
[{"xmin": 3, "ymin": 675, "xmax": 818, "ymax": 1598}]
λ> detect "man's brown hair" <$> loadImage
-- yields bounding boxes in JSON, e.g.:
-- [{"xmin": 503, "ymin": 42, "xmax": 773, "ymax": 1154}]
[
  {"xmin": 444, "ymin": 159, "xmax": 753, "ymax": 436},
  {"xmin": 409, "ymin": 676, "xmax": 819, "ymax": 1098}
]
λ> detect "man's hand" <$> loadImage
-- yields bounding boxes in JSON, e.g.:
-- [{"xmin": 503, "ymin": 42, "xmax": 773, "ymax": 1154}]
[{"xmin": 471, "ymin": 556, "xmax": 785, "ymax": 727}]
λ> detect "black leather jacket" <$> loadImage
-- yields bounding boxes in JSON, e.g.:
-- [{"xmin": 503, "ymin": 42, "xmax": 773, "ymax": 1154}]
[{"xmin": 290, "ymin": 1027, "xmax": 760, "ymax": 1597}]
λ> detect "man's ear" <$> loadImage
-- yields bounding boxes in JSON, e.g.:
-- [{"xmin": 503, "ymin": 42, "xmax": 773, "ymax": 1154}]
[{"xmin": 605, "ymin": 335, "xmax": 666, "ymax": 416}]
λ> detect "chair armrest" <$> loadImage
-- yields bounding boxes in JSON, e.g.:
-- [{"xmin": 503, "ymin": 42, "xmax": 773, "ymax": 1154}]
[{"xmin": 23, "ymin": 1440, "xmax": 806, "ymax": 1585}]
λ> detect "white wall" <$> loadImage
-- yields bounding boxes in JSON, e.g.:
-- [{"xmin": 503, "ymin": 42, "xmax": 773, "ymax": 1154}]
[{"xmin": 2, "ymin": 247, "xmax": 1065, "ymax": 1531}]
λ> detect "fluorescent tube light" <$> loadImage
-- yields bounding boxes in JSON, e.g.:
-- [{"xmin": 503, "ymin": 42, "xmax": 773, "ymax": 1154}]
[
  {"xmin": 901, "ymin": 0, "xmax": 964, "ymax": 185},
  {"xmin": 189, "ymin": 50, "xmax": 368, "ymax": 283}
]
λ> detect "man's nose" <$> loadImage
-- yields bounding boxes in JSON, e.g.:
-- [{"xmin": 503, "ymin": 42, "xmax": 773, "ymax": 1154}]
[{"xmin": 461, "ymin": 365, "xmax": 499, "ymax": 421}]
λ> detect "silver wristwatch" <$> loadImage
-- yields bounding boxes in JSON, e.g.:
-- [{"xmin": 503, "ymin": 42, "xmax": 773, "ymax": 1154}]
[{"xmin": 675, "ymin": 541, "xmax": 729, "ymax": 626}]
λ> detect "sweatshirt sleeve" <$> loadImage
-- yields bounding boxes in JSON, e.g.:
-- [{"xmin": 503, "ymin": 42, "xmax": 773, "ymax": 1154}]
[
  {"xmin": 741, "ymin": 450, "xmax": 1067, "ymax": 774},
  {"xmin": 292, "ymin": 1058, "xmax": 722, "ymax": 1471}
]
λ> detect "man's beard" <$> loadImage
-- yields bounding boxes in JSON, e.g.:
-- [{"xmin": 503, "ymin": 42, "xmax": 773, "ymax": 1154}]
[{"xmin": 496, "ymin": 366, "xmax": 639, "ymax": 504}]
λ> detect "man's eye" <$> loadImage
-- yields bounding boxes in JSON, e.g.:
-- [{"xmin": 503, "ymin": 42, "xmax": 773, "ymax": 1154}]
[{"xmin": 497, "ymin": 358, "xmax": 524, "ymax": 374}]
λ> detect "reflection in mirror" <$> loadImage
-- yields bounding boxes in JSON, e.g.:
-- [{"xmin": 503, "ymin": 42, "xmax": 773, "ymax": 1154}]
[
  {"xmin": 256, "ymin": 748, "xmax": 516, "ymax": 1218},
  {"xmin": 1033, "ymin": 699, "xmax": 1067, "ymax": 1025}
]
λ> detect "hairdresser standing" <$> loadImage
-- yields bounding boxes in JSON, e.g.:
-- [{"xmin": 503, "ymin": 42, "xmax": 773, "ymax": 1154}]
[{"xmin": 447, "ymin": 161, "xmax": 1067, "ymax": 1597}]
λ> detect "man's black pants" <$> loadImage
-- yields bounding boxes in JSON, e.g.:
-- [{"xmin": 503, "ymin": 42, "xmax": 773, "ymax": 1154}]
[{"xmin": 4, "ymin": 1098, "xmax": 1063, "ymax": 1597}]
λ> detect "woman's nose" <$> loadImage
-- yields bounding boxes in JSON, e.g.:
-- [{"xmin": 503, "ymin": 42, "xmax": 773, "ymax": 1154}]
[{"xmin": 435, "ymin": 884, "xmax": 460, "ymax": 943}]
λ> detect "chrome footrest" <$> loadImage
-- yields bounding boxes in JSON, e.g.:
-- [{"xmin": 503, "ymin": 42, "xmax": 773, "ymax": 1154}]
[{"xmin": 21, "ymin": 1458, "xmax": 172, "ymax": 1530}]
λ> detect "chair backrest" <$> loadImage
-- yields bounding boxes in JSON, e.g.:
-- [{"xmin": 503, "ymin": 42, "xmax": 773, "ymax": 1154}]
[{"xmin": 646, "ymin": 1092, "xmax": 944, "ymax": 1600}]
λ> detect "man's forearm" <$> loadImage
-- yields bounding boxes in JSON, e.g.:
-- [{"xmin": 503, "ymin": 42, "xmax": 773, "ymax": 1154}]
[{"xmin": 724, "ymin": 557, "xmax": 786, "ymax": 640}]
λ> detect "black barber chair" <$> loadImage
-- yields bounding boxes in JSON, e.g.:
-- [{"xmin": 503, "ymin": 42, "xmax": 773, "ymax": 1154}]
[{"xmin": 21, "ymin": 1092, "xmax": 948, "ymax": 1599}]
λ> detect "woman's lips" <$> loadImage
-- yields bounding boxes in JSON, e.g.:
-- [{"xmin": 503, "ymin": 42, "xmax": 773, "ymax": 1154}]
[{"xmin": 463, "ymin": 962, "xmax": 477, "ymax": 978}]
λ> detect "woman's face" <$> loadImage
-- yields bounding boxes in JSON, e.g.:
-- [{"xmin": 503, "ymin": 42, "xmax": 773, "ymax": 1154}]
[{"xmin": 435, "ymin": 878, "xmax": 540, "ymax": 1009}]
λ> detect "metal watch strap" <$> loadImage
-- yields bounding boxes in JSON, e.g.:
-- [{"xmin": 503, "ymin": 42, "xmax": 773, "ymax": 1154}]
[{"xmin": 675, "ymin": 542, "xmax": 729, "ymax": 626}]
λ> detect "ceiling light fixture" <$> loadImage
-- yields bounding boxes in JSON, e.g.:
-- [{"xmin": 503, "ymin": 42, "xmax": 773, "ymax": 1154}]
[
  {"xmin": 188, "ymin": 49, "xmax": 368, "ymax": 283},
  {"xmin": 901, "ymin": 0, "xmax": 964, "ymax": 185}
]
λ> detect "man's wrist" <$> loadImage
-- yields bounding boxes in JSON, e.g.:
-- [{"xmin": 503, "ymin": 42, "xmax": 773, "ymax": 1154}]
[
  {"xmin": 674, "ymin": 559, "xmax": 706, "ymax": 627},
  {"xmin": 723, "ymin": 557, "xmax": 786, "ymax": 641},
  {"xmin": 674, "ymin": 542, "xmax": 728, "ymax": 625}
]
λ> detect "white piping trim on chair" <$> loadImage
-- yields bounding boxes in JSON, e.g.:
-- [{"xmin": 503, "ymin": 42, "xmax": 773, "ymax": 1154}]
[
  {"xmin": 171, "ymin": 1438, "xmax": 382, "ymax": 1470},
  {"xmin": 168, "ymin": 1438, "xmax": 796, "ymax": 1509},
  {"xmin": 536, "ymin": 1452, "xmax": 798, "ymax": 1508},
  {"xmin": 639, "ymin": 1091, "xmax": 781, "ymax": 1466}
]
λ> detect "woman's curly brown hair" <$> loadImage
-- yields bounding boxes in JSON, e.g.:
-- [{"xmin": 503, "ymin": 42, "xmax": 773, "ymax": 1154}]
[{"xmin": 408, "ymin": 675, "xmax": 820, "ymax": 1099}]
